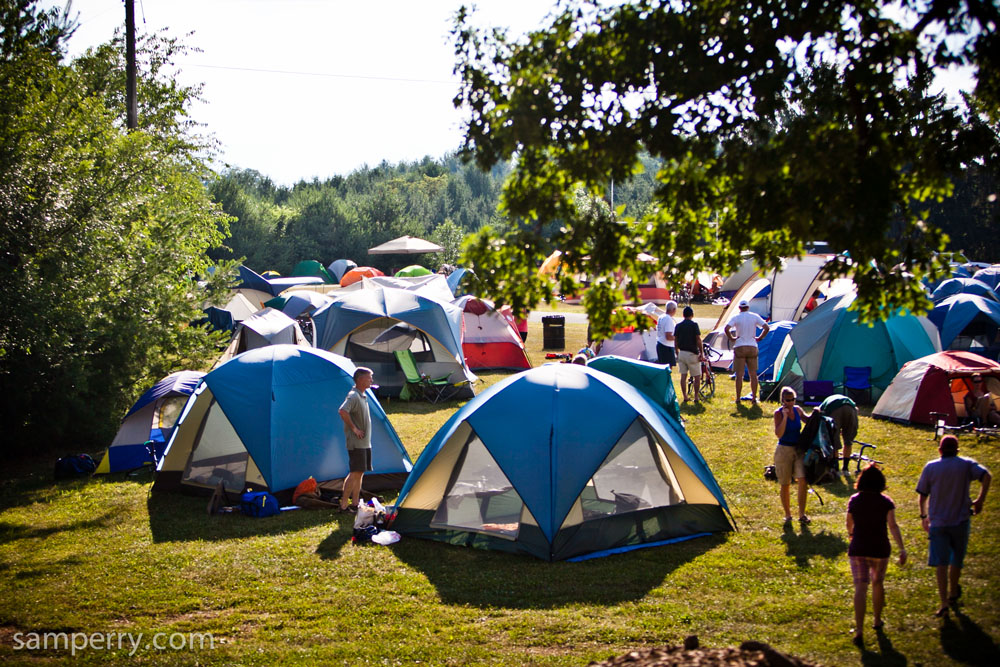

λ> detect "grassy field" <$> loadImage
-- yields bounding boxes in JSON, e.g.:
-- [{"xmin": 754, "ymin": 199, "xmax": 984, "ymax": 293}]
[{"xmin": 2, "ymin": 320, "xmax": 998, "ymax": 665}]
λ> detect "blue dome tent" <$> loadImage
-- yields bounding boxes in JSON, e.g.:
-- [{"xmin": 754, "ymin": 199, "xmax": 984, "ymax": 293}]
[
  {"xmin": 154, "ymin": 346, "xmax": 412, "ymax": 495},
  {"xmin": 389, "ymin": 365, "xmax": 732, "ymax": 561},
  {"xmin": 96, "ymin": 371, "xmax": 205, "ymax": 474}
]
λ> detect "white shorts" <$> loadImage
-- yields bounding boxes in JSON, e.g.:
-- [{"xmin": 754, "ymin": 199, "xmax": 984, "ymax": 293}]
[{"xmin": 677, "ymin": 350, "xmax": 701, "ymax": 376}]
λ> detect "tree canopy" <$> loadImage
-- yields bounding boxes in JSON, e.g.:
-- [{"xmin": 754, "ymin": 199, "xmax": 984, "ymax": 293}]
[
  {"xmin": 0, "ymin": 1, "xmax": 234, "ymax": 449},
  {"xmin": 452, "ymin": 0, "xmax": 1000, "ymax": 337}
]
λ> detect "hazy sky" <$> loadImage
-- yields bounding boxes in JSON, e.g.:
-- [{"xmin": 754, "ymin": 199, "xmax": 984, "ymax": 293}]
[{"xmin": 41, "ymin": 0, "xmax": 555, "ymax": 185}]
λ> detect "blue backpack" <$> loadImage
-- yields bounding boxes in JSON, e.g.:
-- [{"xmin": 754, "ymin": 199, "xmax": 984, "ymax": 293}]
[
  {"xmin": 240, "ymin": 491, "xmax": 280, "ymax": 518},
  {"xmin": 54, "ymin": 454, "xmax": 97, "ymax": 480}
]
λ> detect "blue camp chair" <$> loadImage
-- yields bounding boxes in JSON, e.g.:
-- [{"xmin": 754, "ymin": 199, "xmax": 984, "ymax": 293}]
[
  {"xmin": 843, "ymin": 366, "xmax": 872, "ymax": 405},
  {"xmin": 802, "ymin": 380, "xmax": 835, "ymax": 406}
]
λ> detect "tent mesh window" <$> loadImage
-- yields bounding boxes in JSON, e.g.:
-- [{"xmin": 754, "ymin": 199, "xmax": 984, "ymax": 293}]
[
  {"xmin": 579, "ymin": 419, "xmax": 681, "ymax": 520},
  {"xmin": 155, "ymin": 396, "xmax": 188, "ymax": 433},
  {"xmin": 345, "ymin": 317, "xmax": 434, "ymax": 364},
  {"xmin": 430, "ymin": 432, "xmax": 525, "ymax": 540},
  {"xmin": 181, "ymin": 400, "xmax": 250, "ymax": 491}
]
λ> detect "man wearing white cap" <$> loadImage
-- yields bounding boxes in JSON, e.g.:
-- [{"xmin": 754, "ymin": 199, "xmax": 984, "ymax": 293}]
[{"xmin": 724, "ymin": 300, "xmax": 770, "ymax": 405}]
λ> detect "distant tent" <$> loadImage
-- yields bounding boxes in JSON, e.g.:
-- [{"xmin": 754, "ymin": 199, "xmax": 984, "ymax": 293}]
[
  {"xmin": 446, "ymin": 267, "xmax": 476, "ymax": 297},
  {"xmin": 390, "ymin": 364, "xmax": 732, "ymax": 561},
  {"xmin": 311, "ymin": 286, "xmax": 476, "ymax": 398},
  {"xmin": 96, "ymin": 371, "xmax": 205, "ymax": 474},
  {"xmin": 223, "ymin": 292, "xmax": 259, "ymax": 322},
  {"xmin": 927, "ymin": 294, "xmax": 1000, "ymax": 352},
  {"xmin": 200, "ymin": 307, "xmax": 235, "ymax": 332},
  {"xmin": 719, "ymin": 257, "xmax": 757, "ymax": 298},
  {"xmin": 154, "ymin": 346, "xmax": 411, "ymax": 495},
  {"xmin": 772, "ymin": 291, "xmax": 940, "ymax": 398},
  {"xmin": 340, "ymin": 266, "xmax": 385, "ymax": 287},
  {"xmin": 872, "ymin": 351, "xmax": 1000, "ymax": 426},
  {"xmin": 238, "ymin": 264, "xmax": 324, "ymax": 297},
  {"xmin": 973, "ymin": 265, "xmax": 1000, "ymax": 291},
  {"xmin": 714, "ymin": 255, "xmax": 854, "ymax": 328},
  {"xmin": 395, "ymin": 265, "xmax": 432, "ymax": 277},
  {"xmin": 291, "ymin": 259, "xmax": 335, "ymax": 284},
  {"xmin": 593, "ymin": 305, "xmax": 661, "ymax": 361},
  {"xmin": 328, "ymin": 258, "xmax": 358, "ymax": 282},
  {"xmin": 930, "ymin": 278, "xmax": 998, "ymax": 304},
  {"xmin": 454, "ymin": 295, "xmax": 530, "ymax": 370},
  {"xmin": 343, "ymin": 274, "xmax": 455, "ymax": 302},
  {"xmin": 266, "ymin": 290, "xmax": 333, "ymax": 319},
  {"xmin": 538, "ymin": 250, "xmax": 562, "ymax": 276},
  {"xmin": 215, "ymin": 308, "xmax": 310, "ymax": 368},
  {"xmin": 587, "ymin": 355, "xmax": 682, "ymax": 424}
]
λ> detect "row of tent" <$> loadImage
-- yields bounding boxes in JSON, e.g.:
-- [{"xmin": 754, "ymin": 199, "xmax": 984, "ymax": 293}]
[
  {"xmin": 103, "ymin": 344, "xmax": 728, "ymax": 561},
  {"xmin": 212, "ymin": 267, "xmax": 531, "ymax": 399}
]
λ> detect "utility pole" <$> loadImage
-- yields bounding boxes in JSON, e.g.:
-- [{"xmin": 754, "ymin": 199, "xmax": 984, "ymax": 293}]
[{"xmin": 125, "ymin": 0, "xmax": 138, "ymax": 130}]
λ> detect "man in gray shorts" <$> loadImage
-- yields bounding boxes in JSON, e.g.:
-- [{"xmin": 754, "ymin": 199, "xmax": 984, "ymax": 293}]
[
  {"xmin": 338, "ymin": 367, "xmax": 375, "ymax": 513},
  {"xmin": 674, "ymin": 306, "xmax": 705, "ymax": 403}
]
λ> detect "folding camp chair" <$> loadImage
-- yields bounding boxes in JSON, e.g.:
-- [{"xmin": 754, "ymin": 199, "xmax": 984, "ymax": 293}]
[
  {"xmin": 802, "ymin": 380, "xmax": 835, "ymax": 406},
  {"xmin": 393, "ymin": 349, "xmax": 466, "ymax": 403},
  {"xmin": 843, "ymin": 366, "xmax": 872, "ymax": 405}
]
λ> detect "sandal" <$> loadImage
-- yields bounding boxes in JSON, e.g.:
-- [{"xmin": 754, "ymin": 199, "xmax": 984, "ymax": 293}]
[
  {"xmin": 935, "ymin": 606, "xmax": 949, "ymax": 618},
  {"xmin": 873, "ymin": 621, "xmax": 884, "ymax": 631},
  {"xmin": 948, "ymin": 583, "xmax": 962, "ymax": 606}
]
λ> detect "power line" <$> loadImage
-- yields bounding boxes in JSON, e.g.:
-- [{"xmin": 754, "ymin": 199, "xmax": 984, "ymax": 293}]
[{"xmin": 179, "ymin": 62, "xmax": 455, "ymax": 85}]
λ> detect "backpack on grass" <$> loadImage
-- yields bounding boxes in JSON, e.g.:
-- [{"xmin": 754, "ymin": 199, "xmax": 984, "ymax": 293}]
[
  {"xmin": 240, "ymin": 491, "xmax": 280, "ymax": 518},
  {"xmin": 54, "ymin": 454, "xmax": 97, "ymax": 480}
]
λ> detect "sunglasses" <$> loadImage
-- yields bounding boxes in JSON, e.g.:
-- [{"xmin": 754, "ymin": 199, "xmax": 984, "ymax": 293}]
[
  {"xmin": 973, "ymin": 378, "xmax": 983, "ymax": 384},
  {"xmin": 783, "ymin": 397, "xmax": 795, "ymax": 403}
]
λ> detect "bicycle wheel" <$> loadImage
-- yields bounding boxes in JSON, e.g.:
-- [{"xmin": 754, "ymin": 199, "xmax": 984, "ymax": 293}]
[{"xmin": 700, "ymin": 369, "xmax": 715, "ymax": 399}]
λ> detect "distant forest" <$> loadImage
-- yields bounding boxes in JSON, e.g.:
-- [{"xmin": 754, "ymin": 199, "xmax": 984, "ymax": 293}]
[{"xmin": 208, "ymin": 155, "xmax": 998, "ymax": 276}]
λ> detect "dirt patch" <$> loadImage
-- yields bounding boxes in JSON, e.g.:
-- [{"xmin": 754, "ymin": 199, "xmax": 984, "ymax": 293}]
[{"xmin": 588, "ymin": 637, "xmax": 821, "ymax": 667}]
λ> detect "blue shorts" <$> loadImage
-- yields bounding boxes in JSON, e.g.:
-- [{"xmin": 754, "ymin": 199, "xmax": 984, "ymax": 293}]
[{"xmin": 928, "ymin": 520, "xmax": 971, "ymax": 568}]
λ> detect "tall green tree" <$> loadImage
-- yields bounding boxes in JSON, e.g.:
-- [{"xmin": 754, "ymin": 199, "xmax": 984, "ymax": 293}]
[
  {"xmin": 453, "ymin": 0, "xmax": 1000, "ymax": 337},
  {"xmin": 0, "ymin": 2, "xmax": 234, "ymax": 450}
]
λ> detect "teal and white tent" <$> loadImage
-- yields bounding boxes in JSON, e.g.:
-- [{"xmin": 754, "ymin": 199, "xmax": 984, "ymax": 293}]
[
  {"xmin": 772, "ymin": 291, "xmax": 940, "ymax": 398},
  {"xmin": 154, "ymin": 346, "xmax": 412, "ymax": 495},
  {"xmin": 389, "ymin": 365, "xmax": 732, "ymax": 561}
]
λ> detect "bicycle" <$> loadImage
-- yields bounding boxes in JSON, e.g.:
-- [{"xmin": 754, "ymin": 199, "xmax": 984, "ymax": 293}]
[
  {"xmin": 929, "ymin": 412, "xmax": 1000, "ymax": 442},
  {"xmin": 685, "ymin": 342, "xmax": 718, "ymax": 401},
  {"xmin": 846, "ymin": 440, "xmax": 883, "ymax": 474}
]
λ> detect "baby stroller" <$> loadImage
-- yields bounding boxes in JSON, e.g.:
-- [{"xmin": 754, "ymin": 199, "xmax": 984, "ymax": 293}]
[{"xmin": 798, "ymin": 412, "xmax": 839, "ymax": 484}]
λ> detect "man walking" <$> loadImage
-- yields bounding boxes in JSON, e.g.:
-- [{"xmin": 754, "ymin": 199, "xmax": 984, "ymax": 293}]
[
  {"xmin": 724, "ymin": 300, "xmax": 769, "ymax": 405},
  {"xmin": 338, "ymin": 367, "xmax": 375, "ymax": 513},
  {"xmin": 674, "ymin": 306, "xmax": 705, "ymax": 403},
  {"xmin": 656, "ymin": 300, "xmax": 678, "ymax": 366},
  {"xmin": 819, "ymin": 393, "xmax": 859, "ymax": 473},
  {"xmin": 916, "ymin": 435, "xmax": 991, "ymax": 617}
]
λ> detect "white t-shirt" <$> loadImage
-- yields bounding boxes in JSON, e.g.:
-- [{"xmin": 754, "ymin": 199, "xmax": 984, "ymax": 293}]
[
  {"xmin": 656, "ymin": 313, "xmax": 676, "ymax": 347},
  {"xmin": 726, "ymin": 310, "xmax": 767, "ymax": 348}
]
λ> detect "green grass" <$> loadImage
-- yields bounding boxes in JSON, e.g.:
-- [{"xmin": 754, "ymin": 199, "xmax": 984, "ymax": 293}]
[{"xmin": 1, "ymin": 321, "xmax": 998, "ymax": 665}]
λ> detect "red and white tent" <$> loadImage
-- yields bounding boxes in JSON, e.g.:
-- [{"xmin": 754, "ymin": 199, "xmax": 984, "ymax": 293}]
[
  {"xmin": 454, "ymin": 296, "xmax": 531, "ymax": 370},
  {"xmin": 872, "ymin": 351, "xmax": 1000, "ymax": 426}
]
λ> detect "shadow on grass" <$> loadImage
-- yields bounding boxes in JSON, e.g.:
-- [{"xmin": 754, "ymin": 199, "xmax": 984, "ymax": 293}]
[
  {"xmin": 940, "ymin": 608, "xmax": 1000, "ymax": 665},
  {"xmin": 0, "ymin": 512, "xmax": 118, "ymax": 544},
  {"xmin": 146, "ymin": 494, "xmax": 352, "ymax": 543},
  {"xmin": 780, "ymin": 523, "xmax": 848, "ymax": 568},
  {"xmin": 383, "ymin": 532, "xmax": 727, "ymax": 609},
  {"xmin": 732, "ymin": 402, "xmax": 769, "ymax": 420},
  {"xmin": 855, "ymin": 627, "xmax": 908, "ymax": 666}
]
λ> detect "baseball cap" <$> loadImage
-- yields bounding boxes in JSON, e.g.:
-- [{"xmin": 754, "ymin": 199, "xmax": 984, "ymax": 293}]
[{"xmin": 738, "ymin": 299, "xmax": 749, "ymax": 308}]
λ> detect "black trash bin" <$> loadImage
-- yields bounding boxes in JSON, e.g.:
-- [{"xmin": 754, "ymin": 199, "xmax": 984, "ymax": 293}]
[{"xmin": 542, "ymin": 315, "xmax": 565, "ymax": 349}]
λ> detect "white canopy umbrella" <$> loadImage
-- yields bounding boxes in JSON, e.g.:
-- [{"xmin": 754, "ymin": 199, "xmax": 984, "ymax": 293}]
[{"xmin": 368, "ymin": 235, "xmax": 443, "ymax": 255}]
